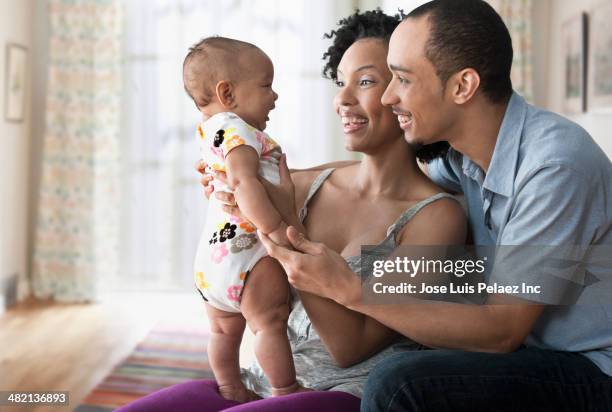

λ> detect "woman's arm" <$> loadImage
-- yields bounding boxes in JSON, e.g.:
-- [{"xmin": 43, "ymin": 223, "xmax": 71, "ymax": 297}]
[{"xmin": 298, "ymin": 290, "xmax": 399, "ymax": 368}]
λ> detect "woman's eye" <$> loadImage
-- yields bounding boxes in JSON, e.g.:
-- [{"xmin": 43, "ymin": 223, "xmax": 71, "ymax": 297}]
[
  {"xmin": 398, "ymin": 76, "xmax": 409, "ymax": 85},
  {"xmin": 335, "ymin": 80, "xmax": 345, "ymax": 87},
  {"xmin": 359, "ymin": 79, "xmax": 374, "ymax": 86}
]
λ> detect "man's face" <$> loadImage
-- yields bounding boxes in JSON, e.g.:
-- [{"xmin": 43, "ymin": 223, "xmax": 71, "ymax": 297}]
[{"xmin": 382, "ymin": 17, "xmax": 456, "ymax": 146}]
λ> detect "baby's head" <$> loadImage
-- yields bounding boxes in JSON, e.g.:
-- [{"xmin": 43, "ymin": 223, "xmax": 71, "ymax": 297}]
[{"xmin": 183, "ymin": 36, "xmax": 278, "ymax": 130}]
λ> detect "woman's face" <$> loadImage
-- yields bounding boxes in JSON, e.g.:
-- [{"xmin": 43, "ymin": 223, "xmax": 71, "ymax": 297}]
[{"xmin": 333, "ymin": 38, "xmax": 403, "ymax": 153}]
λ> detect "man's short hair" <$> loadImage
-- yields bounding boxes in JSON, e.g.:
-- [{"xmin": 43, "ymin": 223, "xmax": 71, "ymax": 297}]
[{"xmin": 406, "ymin": 0, "xmax": 513, "ymax": 103}]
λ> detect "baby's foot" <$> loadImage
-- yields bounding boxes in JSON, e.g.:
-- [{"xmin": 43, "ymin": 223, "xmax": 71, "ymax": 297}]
[
  {"xmin": 218, "ymin": 383, "xmax": 261, "ymax": 403},
  {"xmin": 271, "ymin": 382, "xmax": 313, "ymax": 396}
]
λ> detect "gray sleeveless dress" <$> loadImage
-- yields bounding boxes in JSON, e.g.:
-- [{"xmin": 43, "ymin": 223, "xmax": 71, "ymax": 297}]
[{"xmin": 241, "ymin": 168, "xmax": 458, "ymax": 398}]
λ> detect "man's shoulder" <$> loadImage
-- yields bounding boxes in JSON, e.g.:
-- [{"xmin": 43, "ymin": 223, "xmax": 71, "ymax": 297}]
[{"xmin": 519, "ymin": 106, "xmax": 610, "ymax": 178}]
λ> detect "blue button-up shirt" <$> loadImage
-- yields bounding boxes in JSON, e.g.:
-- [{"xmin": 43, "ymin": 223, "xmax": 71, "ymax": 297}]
[{"xmin": 429, "ymin": 92, "xmax": 612, "ymax": 376}]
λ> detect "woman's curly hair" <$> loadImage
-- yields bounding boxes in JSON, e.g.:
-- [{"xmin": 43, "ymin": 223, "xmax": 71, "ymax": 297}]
[
  {"xmin": 322, "ymin": 9, "xmax": 449, "ymax": 163},
  {"xmin": 322, "ymin": 9, "xmax": 402, "ymax": 81}
]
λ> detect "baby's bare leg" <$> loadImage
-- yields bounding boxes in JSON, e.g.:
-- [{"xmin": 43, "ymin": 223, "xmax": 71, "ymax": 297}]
[
  {"xmin": 205, "ymin": 303, "xmax": 255, "ymax": 403},
  {"xmin": 241, "ymin": 256, "xmax": 306, "ymax": 396}
]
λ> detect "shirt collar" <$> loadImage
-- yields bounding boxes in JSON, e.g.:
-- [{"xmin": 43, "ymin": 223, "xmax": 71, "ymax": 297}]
[{"xmin": 462, "ymin": 91, "xmax": 527, "ymax": 197}]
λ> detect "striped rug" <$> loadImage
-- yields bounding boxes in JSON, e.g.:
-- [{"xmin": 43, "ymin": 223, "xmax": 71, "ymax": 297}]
[{"xmin": 74, "ymin": 325, "xmax": 213, "ymax": 411}]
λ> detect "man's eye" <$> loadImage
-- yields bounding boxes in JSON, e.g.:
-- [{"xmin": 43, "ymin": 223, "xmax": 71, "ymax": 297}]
[{"xmin": 398, "ymin": 76, "xmax": 409, "ymax": 85}]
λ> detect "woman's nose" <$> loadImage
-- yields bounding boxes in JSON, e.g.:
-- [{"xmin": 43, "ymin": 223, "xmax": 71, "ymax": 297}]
[{"xmin": 334, "ymin": 85, "xmax": 357, "ymax": 107}]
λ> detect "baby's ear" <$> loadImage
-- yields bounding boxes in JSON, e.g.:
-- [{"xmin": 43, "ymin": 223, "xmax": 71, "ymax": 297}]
[{"xmin": 215, "ymin": 81, "xmax": 235, "ymax": 108}]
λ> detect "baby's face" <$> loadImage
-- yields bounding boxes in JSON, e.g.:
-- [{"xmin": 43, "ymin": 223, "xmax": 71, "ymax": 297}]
[{"xmin": 232, "ymin": 50, "xmax": 278, "ymax": 131}]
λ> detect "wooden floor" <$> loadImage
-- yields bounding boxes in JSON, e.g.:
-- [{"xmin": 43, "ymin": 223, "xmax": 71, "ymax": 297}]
[{"xmin": 0, "ymin": 291, "xmax": 257, "ymax": 412}]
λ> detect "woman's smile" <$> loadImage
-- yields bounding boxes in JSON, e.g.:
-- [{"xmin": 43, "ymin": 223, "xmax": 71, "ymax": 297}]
[{"xmin": 342, "ymin": 114, "xmax": 369, "ymax": 134}]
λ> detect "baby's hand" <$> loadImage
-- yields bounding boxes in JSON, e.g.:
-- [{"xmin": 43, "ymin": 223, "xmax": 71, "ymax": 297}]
[{"xmin": 266, "ymin": 221, "xmax": 291, "ymax": 248}]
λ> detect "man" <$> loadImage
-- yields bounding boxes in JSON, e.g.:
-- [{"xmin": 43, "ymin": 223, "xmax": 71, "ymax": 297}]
[{"xmin": 258, "ymin": 0, "xmax": 612, "ymax": 410}]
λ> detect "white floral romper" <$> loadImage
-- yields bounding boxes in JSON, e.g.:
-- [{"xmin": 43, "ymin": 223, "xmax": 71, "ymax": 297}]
[{"xmin": 193, "ymin": 112, "xmax": 282, "ymax": 312}]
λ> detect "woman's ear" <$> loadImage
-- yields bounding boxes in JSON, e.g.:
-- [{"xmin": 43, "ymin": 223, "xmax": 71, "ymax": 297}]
[
  {"xmin": 215, "ymin": 81, "xmax": 235, "ymax": 108},
  {"xmin": 449, "ymin": 68, "xmax": 480, "ymax": 105}
]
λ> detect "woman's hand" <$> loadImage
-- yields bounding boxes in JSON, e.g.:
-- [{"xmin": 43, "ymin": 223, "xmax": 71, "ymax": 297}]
[
  {"xmin": 195, "ymin": 159, "xmax": 215, "ymax": 199},
  {"xmin": 196, "ymin": 154, "xmax": 299, "ymax": 227},
  {"xmin": 195, "ymin": 159, "xmax": 245, "ymax": 219},
  {"xmin": 259, "ymin": 226, "xmax": 362, "ymax": 306}
]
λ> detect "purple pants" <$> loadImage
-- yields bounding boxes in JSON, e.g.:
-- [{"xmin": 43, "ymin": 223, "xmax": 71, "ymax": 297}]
[{"xmin": 114, "ymin": 379, "xmax": 360, "ymax": 412}]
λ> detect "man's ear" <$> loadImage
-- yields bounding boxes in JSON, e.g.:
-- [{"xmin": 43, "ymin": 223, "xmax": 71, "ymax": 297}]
[
  {"xmin": 215, "ymin": 81, "xmax": 235, "ymax": 108},
  {"xmin": 449, "ymin": 68, "xmax": 480, "ymax": 105}
]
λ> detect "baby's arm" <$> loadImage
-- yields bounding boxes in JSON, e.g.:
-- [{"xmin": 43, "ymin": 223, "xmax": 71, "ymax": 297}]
[{"xmin": 225, "ymin": 146, "xmax": 289, "ymax": 247}]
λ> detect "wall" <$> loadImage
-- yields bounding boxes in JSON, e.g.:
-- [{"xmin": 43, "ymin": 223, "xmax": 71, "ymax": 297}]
[
  {"xmin": 0, "ymin": 0, "xmax": 34, "ymax": 309},
  {"xmin": 538, "ymin": 0, "xmax": 612, "ymax": 157}
]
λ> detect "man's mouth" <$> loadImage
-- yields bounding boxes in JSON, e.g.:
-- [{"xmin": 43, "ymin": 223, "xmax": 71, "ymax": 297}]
[{"xmin": 394, "ymin": 110, "xmax": 413, "ymax": 130}]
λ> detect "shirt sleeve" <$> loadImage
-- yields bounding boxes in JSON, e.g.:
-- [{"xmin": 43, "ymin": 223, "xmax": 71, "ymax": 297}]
[
  {"xmin": 214, "ymin": 116, "xmax": 265, "ymax": 159},
  {"xmin": 428, "ymin": 149, "xmax": 463, "ymax": 193},
  {"xmin": 489, "ymin": 163, "xmax": 607, "ymax": 304}
]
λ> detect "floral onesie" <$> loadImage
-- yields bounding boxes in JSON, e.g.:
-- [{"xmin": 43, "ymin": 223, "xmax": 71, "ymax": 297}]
[{"xmin": 193, "ymin": 112, "xmax": 282, "ymax": 312}]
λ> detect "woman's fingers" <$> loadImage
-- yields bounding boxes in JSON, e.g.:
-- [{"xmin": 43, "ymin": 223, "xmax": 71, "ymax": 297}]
[
  {"xmin": 204, "ymin": 185, "xmax": 214, "ymax": 199},
  {"xmin": 259, "ymin": 232, "xmax": 298, "ymax": 265},
  {"xmin": 216, "ymin": 192, "xmax": 244, "ymax": 219},
  {"xmin": 221, "ymin": 205, "xmax": 244, "ymax": 219},
  {"xmin": 197, "ymin": 160, "xmax": 214, "ymax": 199},
  {"xmin": 215, "ymin": 191, "xmax": 236, "ymax": 205},
  {"xmin": 286, "ymin": 226, "xmax": 322, "ymax": 255},
  {"xmin": 194, "ymin": 159, "xmax": 228, "ymax": 186},
  {"xmin": 214, "ymin": 170, "xmax": 228, "ymax": 184},
  {"xmin": 201, "ymin": 174, "xmax": 213, "ymax": 186},
  {"xmin": 195, "ymin": 159, "xmax": 207, "ymax": 173}
]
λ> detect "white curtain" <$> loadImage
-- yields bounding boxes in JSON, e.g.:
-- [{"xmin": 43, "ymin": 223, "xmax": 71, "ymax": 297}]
[{"xmin": 117, "ymin": 0, "xmax": 354, "ymax": 291}]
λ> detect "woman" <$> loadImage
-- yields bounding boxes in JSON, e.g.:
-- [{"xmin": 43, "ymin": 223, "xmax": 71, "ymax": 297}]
[{"xmin": 117, "ymin": 9, "xmax": 465, "ymax": 412}]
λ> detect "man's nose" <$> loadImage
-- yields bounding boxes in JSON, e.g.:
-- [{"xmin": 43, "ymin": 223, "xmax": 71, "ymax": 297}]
[{"xmin": 381, "ymin": 83, "xmax": 397, "ymax": 107}]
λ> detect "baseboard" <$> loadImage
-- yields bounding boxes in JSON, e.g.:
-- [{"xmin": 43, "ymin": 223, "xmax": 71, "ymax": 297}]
[{"xmin": 0, "ymin": 273, "xmax": 18, "ymax": 312}]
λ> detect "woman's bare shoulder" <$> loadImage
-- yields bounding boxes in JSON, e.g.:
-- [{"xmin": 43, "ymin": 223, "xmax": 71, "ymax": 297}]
[
  {"xmin": 291, "ymin": 170, "xmax": 321, "ymax": 210},
  {"xmin": 398, "ymin": 194, "xmax": 467, "ymax": 246},
  {"xmin": 292, "ymin": 163, "xmax": 359, "ymax": 198}
]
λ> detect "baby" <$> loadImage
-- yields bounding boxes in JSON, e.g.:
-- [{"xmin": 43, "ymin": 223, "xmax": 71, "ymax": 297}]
[{"xmin": 183, "ymin": 36, "xmax": 305, "ymax": 402}]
